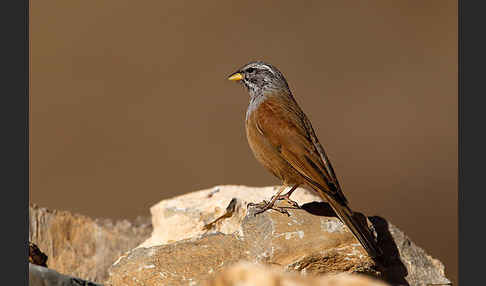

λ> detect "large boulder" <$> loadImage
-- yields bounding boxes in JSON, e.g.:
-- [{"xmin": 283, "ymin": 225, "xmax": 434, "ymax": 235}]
[{"xmin": 107, "ymin": 185, "xmax": 450, "ymax": 286}]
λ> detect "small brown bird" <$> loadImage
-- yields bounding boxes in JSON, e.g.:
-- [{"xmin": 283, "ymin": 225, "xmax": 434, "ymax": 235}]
[{"xmin": 228, "ymin": 61, "xmax": 382, "ymax": 260}]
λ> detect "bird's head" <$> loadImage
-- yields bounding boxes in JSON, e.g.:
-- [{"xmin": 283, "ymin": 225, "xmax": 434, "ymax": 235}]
[{"xmin": 228, "ymin": 61, "xmax": 290, "ymax": 97}]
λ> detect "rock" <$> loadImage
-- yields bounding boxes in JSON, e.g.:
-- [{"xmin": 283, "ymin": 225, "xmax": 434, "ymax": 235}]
[
  {"xmin": 138, "ymin": 185, "xmax": 321, "ymax": 248},
  {"xmin": 29, "ymin": 204, "xmax": 152, "ymax": 283},
  {"xmin": 29, "ymin": 263, "xmax": 103, "ymax": 286},
  {"xmin": 30, "ymin": 241, "xmax": 48, "ymax": 267},
  {"xmin": 204, "ymin": 262, "xmax": 390, "ymax": 286},
  {"xmin": 107, "ymin": 185, "xmax": 450, "ymax": 286}
]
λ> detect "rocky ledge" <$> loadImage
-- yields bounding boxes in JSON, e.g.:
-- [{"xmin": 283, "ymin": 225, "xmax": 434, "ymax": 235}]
[{"xmin": 29, "ymin": 185, "xmax": 451, "ymax": 286}]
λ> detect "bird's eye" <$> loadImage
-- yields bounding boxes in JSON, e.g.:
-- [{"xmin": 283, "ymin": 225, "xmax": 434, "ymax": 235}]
[{"xmin": 246, "ymin": 68, "xmax": 255, "ymax": 73}]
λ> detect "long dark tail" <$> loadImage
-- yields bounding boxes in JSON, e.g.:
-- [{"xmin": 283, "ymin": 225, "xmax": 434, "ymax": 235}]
[{"xmin": 318, "ymin": 191, "xmax": 383, "ymax": 260}]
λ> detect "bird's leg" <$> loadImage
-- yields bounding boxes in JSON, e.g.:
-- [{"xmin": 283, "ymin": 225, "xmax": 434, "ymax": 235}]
[
  {"xmin": 272, "ymin": 184, "xmax": 300, "ymax": 208},
  {"xmin": 248, "ymin": 185, "xmax": 291, "ymax": 216}
]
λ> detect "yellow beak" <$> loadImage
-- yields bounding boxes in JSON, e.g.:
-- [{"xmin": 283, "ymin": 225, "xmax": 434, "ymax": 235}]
[{"xmin": 228, "ymin": 72, "xmax": 243, "ymax": 81}]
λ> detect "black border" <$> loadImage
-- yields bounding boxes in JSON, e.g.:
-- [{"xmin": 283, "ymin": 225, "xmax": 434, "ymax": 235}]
[
  {"xmin": 459, "ymin": 1, "xmax": 485, "ymax": 285},
  {"xmin": 2, "ymin": 0, "xmax": 29, "ymax": 285},
  {"xmin": 25, "ymin": 0, "xmax": 30, "ymax": 283}
]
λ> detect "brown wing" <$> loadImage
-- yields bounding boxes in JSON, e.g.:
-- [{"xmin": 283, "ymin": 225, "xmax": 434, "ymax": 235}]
[
  {"xmin": 255, "ymin": 96, "xmax": 347, "ymax": 204},
  {"xmin": 301, "ymin": 114, "xmax": 348, "ymax": 203}
]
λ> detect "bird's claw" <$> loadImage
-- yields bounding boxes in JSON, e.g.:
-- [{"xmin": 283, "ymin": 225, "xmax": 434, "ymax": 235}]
[{"xmin": 248, "ymin": 200, "xmax": 291, "ymax": 217}]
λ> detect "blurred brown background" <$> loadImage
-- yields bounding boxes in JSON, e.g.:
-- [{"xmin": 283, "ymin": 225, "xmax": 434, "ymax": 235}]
[{"xmin": 30, "ymin": 0, "xmax": 457, "ymax": 284}]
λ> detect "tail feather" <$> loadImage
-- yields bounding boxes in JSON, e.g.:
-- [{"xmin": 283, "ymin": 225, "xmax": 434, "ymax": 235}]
[{"xmin": 318, "ymin": 191, "xmax": 382, "ymax": 260}]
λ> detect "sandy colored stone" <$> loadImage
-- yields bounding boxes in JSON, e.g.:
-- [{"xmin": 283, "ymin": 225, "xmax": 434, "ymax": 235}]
[
  {"xmin": 139, "ymin": 185, "xmax": 321, "ymax": 248},
  {"xmin": 107, "ymin": 185, "xmax": 450, "ymax": 286},
  {"xmin": 29, "ymin": 204, "xmax": 152, "ymax": 283},
  {"xmin": 204, "ymin": 262, "xmax": 390, "ymax": 286},
  {"xmin": 108, "ymin": 205, "xmax": 376, "ymax": 286}
]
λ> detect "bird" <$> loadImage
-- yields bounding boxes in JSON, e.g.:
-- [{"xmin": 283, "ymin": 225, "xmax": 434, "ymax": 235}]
[{"xmin": 227, "ymin": 61, "xmax": 382, "ymax": 260}]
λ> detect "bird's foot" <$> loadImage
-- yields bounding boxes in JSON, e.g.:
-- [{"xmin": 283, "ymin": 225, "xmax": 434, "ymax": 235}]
[
  {"xmin": 247, "ymin": 200, "xmax": 291, "ymax": 216},
  {"xmin": 271, "ymin": 193, "xmax": 300, "ymax": 209}
]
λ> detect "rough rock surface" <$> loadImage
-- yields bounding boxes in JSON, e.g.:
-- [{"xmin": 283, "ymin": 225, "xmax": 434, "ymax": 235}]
[
  {"xmin": 107, "ymin": 185, "xmax": 450, "ymax": 286},
  {"xmin": 204, "ymin": 262, "xmax": 390, "ymax": 286},
  {"xmin": 29, "ymin": 204, "xmax": 152, "ymax": 283},
  {"xmin": 138, "ymin": 185, "xmax": 321, "ymax": 248},
  {"xmin": 30, "ymin": 263, "xmax": 103, "ymax": 286}
]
